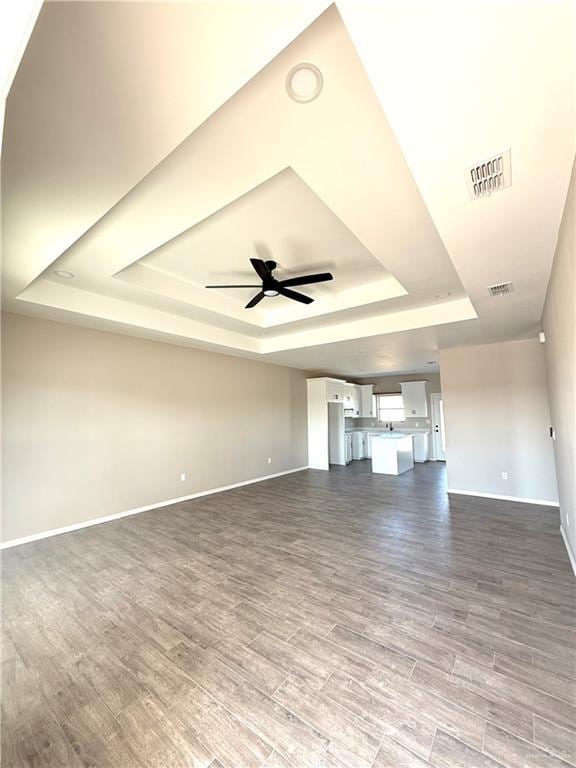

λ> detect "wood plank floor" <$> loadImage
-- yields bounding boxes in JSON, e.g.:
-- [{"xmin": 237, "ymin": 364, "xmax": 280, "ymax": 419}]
[{"xmin": 2, "ymin": 461, "xmax": 576, "ymax": 768}]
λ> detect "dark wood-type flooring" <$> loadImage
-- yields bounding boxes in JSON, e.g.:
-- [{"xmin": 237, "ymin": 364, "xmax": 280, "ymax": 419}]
[{"xmin": 2, "ymin": 461, "xmax": 576, "ymax": 767}]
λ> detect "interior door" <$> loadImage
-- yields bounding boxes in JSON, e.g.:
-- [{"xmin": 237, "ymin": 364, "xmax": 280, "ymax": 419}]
[{"xmin": 430, "ymin": 393, "xmax": 447, "ymax": 461}]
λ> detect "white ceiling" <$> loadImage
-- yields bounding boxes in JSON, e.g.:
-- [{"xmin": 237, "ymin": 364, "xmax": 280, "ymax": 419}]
[
  {"xmin": 2, "ymin": 0, "xmax": 575, "ymax": 377},
  {"xmin": 119, "ymin": 167, "xmax": 405, "ymax": 329}
]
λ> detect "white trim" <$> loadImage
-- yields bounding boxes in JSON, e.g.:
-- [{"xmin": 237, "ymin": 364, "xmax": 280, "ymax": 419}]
[
  {"xmin": 560, "ymin": 526, "xmax": 576, "ymax": 577},
  {"xmin": 0, "ymin": 466, "xmax": 309, "ymax": 550},
  {"xmin": 447, "ymin": 488, "xmax": 560, "ymax": 507}
]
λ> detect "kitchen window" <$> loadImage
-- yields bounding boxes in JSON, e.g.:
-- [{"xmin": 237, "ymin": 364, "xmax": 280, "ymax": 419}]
[{"xmin": 376, "ymin": 393, "xmax": 405, "ymax": 422}]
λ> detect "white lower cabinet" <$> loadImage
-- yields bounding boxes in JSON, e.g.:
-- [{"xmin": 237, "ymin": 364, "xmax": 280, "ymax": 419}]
[
  {"xmin": 366, "ymin": 432, "xmax": 381, "ymax": 459},
  {"xmin": 352, "ymin": 432, "xmax": 365, "ymax": 460},
  {"xmin": 345, "ymin": 433, "xmax": 353, "ymax": 463},
  {"xmin": 412, "ymin": 433, "xmax": 429, "ymax": 463},
  {"xmin": 372, "ymin": 435, "xmax": 414, "ymax": 475}
]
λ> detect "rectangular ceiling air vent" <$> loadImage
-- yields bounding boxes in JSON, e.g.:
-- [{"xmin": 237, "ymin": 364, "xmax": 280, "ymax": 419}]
[
  {"xmin": 466, "ymin": 149, "xmax": 511, "ymax": 200},
  {"xmin": 488, "ymin": 281, "xmax": 513, "ymax": 296}
]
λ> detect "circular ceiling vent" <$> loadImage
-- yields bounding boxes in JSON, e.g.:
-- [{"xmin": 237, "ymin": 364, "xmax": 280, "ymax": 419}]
[{"xmin": 286, "ymin": 63, "xmax": 323, "ymax": 103}]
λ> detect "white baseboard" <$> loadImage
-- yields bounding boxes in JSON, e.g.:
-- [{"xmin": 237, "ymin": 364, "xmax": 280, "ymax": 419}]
[
  {"xmin": 560, "ymin": 526, "xmax": 576, "ymax": 577},
  {"xmin": 0, "ymin": 466, "xmax": 309, "ymax": 550},
  {"xmin": 447, "ymin": 488, "xmax": 560, "ymax": 507}
]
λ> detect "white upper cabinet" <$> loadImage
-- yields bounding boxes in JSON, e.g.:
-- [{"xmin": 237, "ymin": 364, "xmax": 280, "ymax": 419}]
[
  {"xmin": 344, "ymin": 383, "xmax": 360, "ymax": 415},
  {"xmin": 358, "ymin": 384, "xmax": 374, "ymax": 417},
  {"xmin": 352, "ymin": 386, "xmax": 361, "ymax": 416},
  {"xmin": 400, "ymin": 380, "xmax": 428, "ymax": 417},
  {"xmin": 325, "ymin": 378, "xmax": 345, "ymax": 403}
]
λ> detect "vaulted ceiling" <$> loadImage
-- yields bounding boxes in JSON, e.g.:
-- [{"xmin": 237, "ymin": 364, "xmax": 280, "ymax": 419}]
[{"xmin": 2, "ymin": 0, "xmax": 575, "ymax": 376}]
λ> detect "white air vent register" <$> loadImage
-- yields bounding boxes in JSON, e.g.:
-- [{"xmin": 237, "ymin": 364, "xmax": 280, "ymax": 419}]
[
  {"xmin": 487, "ymin": 281, "xmax": 513, "ymax": 296},
  {"xmin": 466, "ymin": 149, "xmax": 511, "ymax": 200}
]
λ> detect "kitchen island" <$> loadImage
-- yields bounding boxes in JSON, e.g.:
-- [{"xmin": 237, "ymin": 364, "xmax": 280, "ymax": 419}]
[{"xmin": 371, "ymin": 433, "xmax": 414, "ymax": 475}]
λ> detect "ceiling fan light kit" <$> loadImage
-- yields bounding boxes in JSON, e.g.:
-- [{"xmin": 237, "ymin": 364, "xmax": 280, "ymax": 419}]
[{"xmin": 205, "ymin": 258, "xmax": 333, "ymax": 309}]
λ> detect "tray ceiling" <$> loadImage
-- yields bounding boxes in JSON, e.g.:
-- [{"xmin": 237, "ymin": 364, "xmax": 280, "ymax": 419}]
[{"xmin": 2, "ymin": 0, "xmax": 574, "ymax": 374}]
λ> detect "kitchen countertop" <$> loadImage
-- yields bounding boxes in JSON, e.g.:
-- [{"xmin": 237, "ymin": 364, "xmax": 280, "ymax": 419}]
[{"xmin": 371, "ymin": 433, "xmax": 411, "ymax": 440}]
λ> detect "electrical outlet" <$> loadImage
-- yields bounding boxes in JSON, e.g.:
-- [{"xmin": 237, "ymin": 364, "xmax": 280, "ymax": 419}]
[
  {"xmin": 501, "ymin": 471, "xmax": 508, "ymax": 480},
  {"xmin": 180, "ymin": 473, "xmax": 186, "ymax": 482},
  {"xmin": 267, "ymin": 458, "xmax": 272, "ymax": 464}
]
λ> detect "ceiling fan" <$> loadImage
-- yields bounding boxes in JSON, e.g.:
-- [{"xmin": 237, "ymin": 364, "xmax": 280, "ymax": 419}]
[{"xmin": 205, "ymin": 258, "xmax": 333, "ymax": 309}]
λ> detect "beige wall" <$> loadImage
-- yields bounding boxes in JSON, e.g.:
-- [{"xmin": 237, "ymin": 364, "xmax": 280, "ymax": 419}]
[
  {"xmin": 313, "ymin": 371, "xmax": 441, "ymax": 395},
  {"xmin": 440, "ymin": 338, "xmax": 558, "ymax": 504},
  {"xmin": 1, "ymin": 313, "xmax": 308, "ymax": 544},
  {"xmin": 542, "ymin": 155, "xmax": 576, "ymax": 566},
  {"xmin": 360, "ymin": 372, "xmax": 441, "ymax": 396}
]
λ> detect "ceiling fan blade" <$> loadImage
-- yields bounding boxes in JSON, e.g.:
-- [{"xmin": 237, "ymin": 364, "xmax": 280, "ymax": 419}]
[
  {"xmin": 250, "ymin": 258, "xmax": 271, "ymax": 281},
  {"xmin": 245, "ymin": 292, "xmax": 265, "ymax": 309},
  {"xmin": 278, "ymin": 287, "xmax": 314, "ymax": 304},
  {"xmin": 205, "ymin": 285, "xmax": 261, "ymax": 288},
  {"xmin": 279, "ymin": 272, "xmax": 333, "ymax": 288}
]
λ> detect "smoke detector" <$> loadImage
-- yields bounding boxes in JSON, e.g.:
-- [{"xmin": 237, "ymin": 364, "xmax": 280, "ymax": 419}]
[
  {"xmin": 466, "ymin": 149, "xmax": 511, "ymax": 200},
  {"xmin": 487, "ymin": 281, "xmax": 513, "ymax": 296}
]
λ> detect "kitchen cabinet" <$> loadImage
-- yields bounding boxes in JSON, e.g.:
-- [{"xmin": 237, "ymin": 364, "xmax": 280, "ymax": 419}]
[
  {"xmin": 326, "ymin": 379, "xmax": 345, "ymax": 402},
  {"xmin": 307, "ymin": 377, "xmax": 347, "ymax": 470},
  {"xmin": 343, "ymin": 384, "xmax": 361, "ymax": 416},
  {"xmin": 343, "ymin": 383, "xmax": 354, "ymax": 407},
  {"xmin": 400, "ymin": 380, "xmax": 428, "ymax": 417},
  {"xmin": 352, "ymin": 432, "xmax": 365, "ymax": 460},
  {"xmin": 366, "ymin": 433, "xmax": 372, "ymax": 459},
  {"xmin": 352, "ymin": 386, "xmax": 361, "ymax": 415},
  {"xmin": 371, "ymin": 434, "xmax": 414, "ymax": 475},
  {"xmin": 306, "ymin": 378, "xmax": 372, "ymax": 470},
  {"xmin": 358, "ymin": 384, "xmax": 374, "ymax": 417},
  {"xmin": 365, "ymin": 431, "xmax": 381, "ymax": 459},
  {"xmin": 345, "ymin": 433, "xmax": 353, "ymax": 463},
  {"xmin": 412, "ymin": 433, "xmax": 429, "ymax": 462}
]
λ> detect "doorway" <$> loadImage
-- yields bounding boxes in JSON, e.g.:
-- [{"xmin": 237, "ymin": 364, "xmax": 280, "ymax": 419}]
[{"xmin": 430, "ymin": 392, "xmax": 446, "ymax": 461}]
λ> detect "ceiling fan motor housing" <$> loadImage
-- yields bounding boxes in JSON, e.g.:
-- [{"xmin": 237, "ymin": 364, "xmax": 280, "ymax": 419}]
[
  {"xmin": 263, "ymin": 261, "xmax": 279, "ymax": 295},
  {"xmin": 205, "ymin": 257, "xmax": 333, "ymax": 308}
]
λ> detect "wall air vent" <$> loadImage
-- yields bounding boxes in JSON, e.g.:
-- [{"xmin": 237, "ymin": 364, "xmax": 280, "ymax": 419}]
[
  {"xmin": 466, "ymin": 149, "xmax": 511, "ymax": 200},
  {"xmin": 487, "ymin": 281, "xmax": 513, "ymax": 296}
]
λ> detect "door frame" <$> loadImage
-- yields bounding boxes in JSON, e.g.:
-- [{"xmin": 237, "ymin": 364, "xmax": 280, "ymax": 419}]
[{"xmin": 430, "ymin": 392, "xmax": 446, "ymax": 461}]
